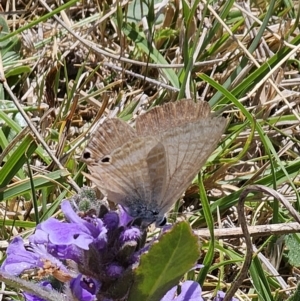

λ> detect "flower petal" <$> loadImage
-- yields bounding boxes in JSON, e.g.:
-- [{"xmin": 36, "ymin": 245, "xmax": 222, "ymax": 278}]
[{"xmin": 160, "ymin": 281, "xmax": 203, "ymax": 301}]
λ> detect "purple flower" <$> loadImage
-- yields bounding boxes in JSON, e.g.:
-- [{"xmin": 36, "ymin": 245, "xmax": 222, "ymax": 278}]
[
  {"xmin": 0, "ymin": 237, "xmax": 44, "ymax": 276},
  {"xmin": 161, "ymin": 281, "xmax": 203, "ymax": 301},
  {"xmin": 30, "ymin": 219, "xmax": 93, "ymax": 250},
  {"xmin": 44, "ymin": 243, "xmax": 82, "ymax": 262},
  {"xmin": 29, "ymin": 201, "xmax": 109, "ymax": 262},
  {"xmin": 214, "ymin": 291, "xmax": 239, "ymax": 301},
  {"xmin": 23, "ymin": 294, "xmax": 45, "ymax": 301},
  {"xmin": 30, "ymin": 201, "xmax": 107, "ymax": 249},
  {"xmin": 118, "ymin": 206, "xmax": 133, "ymax": 226},
  {"xmin": 119, "ymin": 227, "xmax": 142, "ymax": 244},
  {"xmin": 23, "ymin": 282, "xmax": 53, "ymax": 301},
  {"xmin": 70, "ymin": 274, "xmax": 100, "ymax": 301},
  {"xmin": 1, "ymin": 192, "xmax": 147, "ymax": 301},
  {"xmin": 102, "ymin": 212, "xmax": 119, "ymax": 231},
  {"xmin": 160, "ymin": 281, "xmax": 239, "ymax": 301},
  {"xmin": 0, "ymin": 237, "xmax": 67, "ymax": 277},
  {"xmin": 105, "ymin": 262, "xmax": 124, "ymax": 278}
]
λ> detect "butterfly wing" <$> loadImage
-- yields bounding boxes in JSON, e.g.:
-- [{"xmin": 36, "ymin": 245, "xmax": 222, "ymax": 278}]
[
  {"xmin": 159, "ymin": 117, "xmax": 226, "ymax": 214},
  {"xmin": 82, "ymin": 118, "xmax": 137, "ymax": 161},
  {"xmin": 135, "ymin": 99, "xmax": 211, "ymax": 136},
  {"xmin": 83, "ymin": 131, "xmax": 167, "ymax": 213},
  {"xmin": 136, "ymin": 99, "xmax": 226, "ymax": 214}
]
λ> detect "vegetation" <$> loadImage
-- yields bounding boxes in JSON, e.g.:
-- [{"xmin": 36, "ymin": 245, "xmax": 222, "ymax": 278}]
[{"xmin": 0, "ymin": 0, "xmax": 300, "ymax": 300}]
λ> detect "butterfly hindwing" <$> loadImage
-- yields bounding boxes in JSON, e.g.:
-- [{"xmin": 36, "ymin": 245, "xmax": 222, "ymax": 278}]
[
  {"xmin": 135, "ymin": 99, "xmax": 211, "ymax": 136},
  {"xmin": 158, "ymin": 116, "xmax": 226, "ymax": 213},
  {"xmin": 136, "ymin": 99, "xmax": 226, "ymax": 214}
]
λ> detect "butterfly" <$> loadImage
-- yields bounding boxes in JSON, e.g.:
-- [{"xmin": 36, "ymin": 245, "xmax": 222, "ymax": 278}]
[{"xmin": 81, "ymin": 99, "xmax": 226, "ymax": 226}]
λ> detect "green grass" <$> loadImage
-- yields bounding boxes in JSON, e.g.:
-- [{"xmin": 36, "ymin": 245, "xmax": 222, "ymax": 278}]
[{"xmin": 0, "ymin": 0, "xmax": 300, "ymax": 300}]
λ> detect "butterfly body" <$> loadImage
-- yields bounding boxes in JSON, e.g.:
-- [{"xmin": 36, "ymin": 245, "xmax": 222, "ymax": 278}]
[{"xmin": 82, "ymin": 99, "xmax": 226, "ymax": 226}]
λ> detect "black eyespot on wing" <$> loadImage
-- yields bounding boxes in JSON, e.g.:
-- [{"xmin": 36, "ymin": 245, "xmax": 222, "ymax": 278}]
[
  {"xmin": 83, "ymin": 151, "xmax": 91, "ymax": 159},
  {"xmin": 101, "ymin": 156, "xmax": 110, "ymax": 163}
]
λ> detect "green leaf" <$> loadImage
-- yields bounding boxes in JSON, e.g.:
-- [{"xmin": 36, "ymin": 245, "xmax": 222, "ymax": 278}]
[
  {"xmin": 0, "ymin": 16, "xmax": 11, "ymax": 48},
  {"xmin": 0, "ymin": 135, "xmax": 37, "ymax": 187},
  {"xmin": 285, "ymin": 234, "xmax": 300, "ymax": 267},
  {"xmin": 5, "ymin": 66, "xmax": 31, "ymax": 78},
  {"xmin": 250, "ymin": 256, "xmax": 274, "ymax": 301},
  {"xmin": 126, "ymin": 0, "xmax": 164, "ymax": 24},
  {"xmin": 0, "ymin": 219, "xmax": 36, "ymax": 228},
  {"xmin": 0, "ymin": 110, "xmax": 51, "ymax": 164},
  {"xmin": 197, "ymin": 175, "xmax": 214, "ymax": 285},
  {"xmin": 155, "ymin": 28, "xmax": 177, "ymax": 42},
  {"xmin": 0, "ymin": 170, "xmax": 70, "ymax": 202},
  {"xmin": 121, "ymin": 23, "xmax": 180, "ymax": 88},
  {"xmin": 128, "ymin": 222, "xmax": 200, "ymax": 301}
]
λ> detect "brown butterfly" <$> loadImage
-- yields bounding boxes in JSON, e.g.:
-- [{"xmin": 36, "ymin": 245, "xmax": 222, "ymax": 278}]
[{"xmin": 82, "ymin": 99, "xmax": 226, "ymax": 226}]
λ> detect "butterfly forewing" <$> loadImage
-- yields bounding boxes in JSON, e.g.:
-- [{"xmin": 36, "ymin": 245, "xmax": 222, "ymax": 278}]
[
  {"xmin": 84, "ymin": 135, "xmax": 167, "ymax": 213},
  {"xmin": 83, "ymin": 118, "xmax": 137, "ymax": 161}
]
